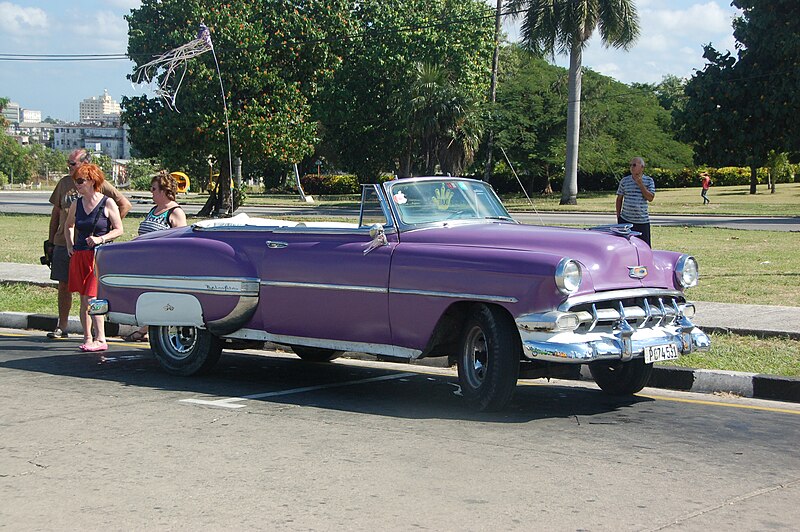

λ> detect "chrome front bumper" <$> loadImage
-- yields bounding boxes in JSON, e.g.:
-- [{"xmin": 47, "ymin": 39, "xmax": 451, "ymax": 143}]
[
  {"xmin": 516, "ymin": 292, "xmax": 711, "ymax": 363},
  {"xmin": 519, "ymin": 325, "xmax": 710, "ymax": 363}
]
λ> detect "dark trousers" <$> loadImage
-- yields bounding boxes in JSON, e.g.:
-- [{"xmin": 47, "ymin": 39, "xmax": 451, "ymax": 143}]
[
  {"xmin": 618, "ymin": 215, "xmax": 651, "ymax": 247},
  {"xmin": 701, "ymin": 188, "xmax": 709, "ymax": 204}
]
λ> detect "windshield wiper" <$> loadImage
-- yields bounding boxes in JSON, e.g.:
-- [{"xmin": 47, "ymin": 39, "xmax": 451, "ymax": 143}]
[{"xmin": 484, "ymin": 215, "xmax": 515, "ymax": 221}]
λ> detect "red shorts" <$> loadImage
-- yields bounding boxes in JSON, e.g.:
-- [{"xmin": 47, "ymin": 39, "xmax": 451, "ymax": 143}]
[{"xmin": 68, "ymin": 249, "xmax": 98, "ymax": 297}]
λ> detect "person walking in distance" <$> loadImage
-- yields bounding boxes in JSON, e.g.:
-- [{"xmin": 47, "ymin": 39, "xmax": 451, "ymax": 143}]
[
  {"xmin": 700, "ymin": 171, "xmax": 712, "ymax": 204},
  {"xmin": 616, "ymin": 157, "xmax": 655, "ymax": 246},
  {"xmin": 46, "ymin": 149, "xmax": 131, "ymax": 339}
]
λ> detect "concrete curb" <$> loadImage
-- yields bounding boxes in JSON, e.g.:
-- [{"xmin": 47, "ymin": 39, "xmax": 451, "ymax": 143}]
[
  {"xmin": 1, "ymin": 311, "xmax": 136, "ymax": 339},
  {"xmin": 3, "ymin": 310, "xmax": 798, "ymax": 405}
]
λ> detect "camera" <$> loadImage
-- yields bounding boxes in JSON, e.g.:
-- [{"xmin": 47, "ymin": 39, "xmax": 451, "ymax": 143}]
[{"xmin": 41, "ymin": 240, "xmax": 54, "ymax": 268}]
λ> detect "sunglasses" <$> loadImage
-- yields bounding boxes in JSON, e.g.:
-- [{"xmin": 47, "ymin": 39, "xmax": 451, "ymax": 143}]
[
  {"xmin": 74, "ymin": 178, "xmax": 88, "ymax": 185},
  {"xmin": 68, "ymin": 162, "xmax": 78, "ymax": 167}
]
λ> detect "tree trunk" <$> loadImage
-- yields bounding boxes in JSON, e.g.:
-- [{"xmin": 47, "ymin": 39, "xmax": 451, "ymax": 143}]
[
  {"xmin": 560, "ymin": 41, "xmax": 582, "ymax": 205},
  {"xmin": 483, "ymin": 0, "xmax": 503, "ymax": 182},
  {"xmin": 198, "ymin": 165, "xmax": 232, "ymax": 217},
  {"xmin": 749, "ymin": 165, "xmax": 757, "ymax": 195}
]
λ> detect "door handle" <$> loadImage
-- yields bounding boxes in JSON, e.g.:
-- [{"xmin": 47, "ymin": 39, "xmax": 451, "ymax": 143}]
[{"xmin": 266, "ymin": 241, "xmax": 288, "ymax": 249}]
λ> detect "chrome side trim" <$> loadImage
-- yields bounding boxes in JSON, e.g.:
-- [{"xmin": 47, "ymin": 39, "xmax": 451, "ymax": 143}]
[
  {"xmin": 390, "ymin": 288, "xmax": 518, "ymax": 304},
  {"xmin": 224, "ymin": 329, "xmax": 422, "ymax": 360},
  {"xmin": 261, "ymin": 280, "xmax": 388, "ymax": 294},
  {"xmin": 260, "ymin": 281, "xmax": 517, "ymax": 303},
  {"xmin": 100, "ymin": 274, "xmax": 260, "ymax": 296},
  {"xmin": 560, "ymin": 288, "xmax": 683, "ymax": 311}
]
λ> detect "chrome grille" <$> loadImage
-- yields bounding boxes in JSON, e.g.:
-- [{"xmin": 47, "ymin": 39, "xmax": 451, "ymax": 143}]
[{"xmin": 567, "ymin": 295, "xmax": 687, "ymax": 333}]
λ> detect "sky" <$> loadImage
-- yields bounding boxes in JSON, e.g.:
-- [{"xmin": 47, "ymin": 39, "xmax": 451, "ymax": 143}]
[{"xmin": 0, "ymin": 0, "xmax": 739, "ymax": 122}]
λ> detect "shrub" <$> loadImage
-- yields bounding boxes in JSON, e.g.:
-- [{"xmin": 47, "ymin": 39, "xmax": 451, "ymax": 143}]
[
  {"xmin": 131, "ymin": 175, "xmax": 153, "ymax": 191},
  {"xmin": 0, "ymin": 172, "xmax": 7, "ymax": 187},
  {"xmin": 300, "ymin": 173, "xmax": 360, "ymax": 195}
]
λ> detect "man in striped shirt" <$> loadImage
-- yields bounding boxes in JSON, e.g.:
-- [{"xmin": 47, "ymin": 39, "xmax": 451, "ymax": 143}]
[{"xmin": 616, "ymin": 157, "xmax": 655, "ymax": 246}]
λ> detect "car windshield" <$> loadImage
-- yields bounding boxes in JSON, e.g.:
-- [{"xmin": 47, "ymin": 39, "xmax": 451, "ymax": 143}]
[{"xmin": 387, "ymin": 179, "xmax": 512, "ymax": 225}]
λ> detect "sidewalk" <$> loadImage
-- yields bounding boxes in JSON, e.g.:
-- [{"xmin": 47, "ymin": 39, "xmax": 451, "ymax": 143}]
[{"xmin": 2, "ymin": 262, "xmax": 798, "ymax": 403}]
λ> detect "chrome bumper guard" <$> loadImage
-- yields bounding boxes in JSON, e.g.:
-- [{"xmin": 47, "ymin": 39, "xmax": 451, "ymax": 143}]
[{"xmin": 516, "ymin": 294, "xmax": 711, "ymax": 363}]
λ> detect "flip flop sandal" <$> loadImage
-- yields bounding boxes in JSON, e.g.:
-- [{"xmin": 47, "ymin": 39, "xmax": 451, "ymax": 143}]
[
  {"xmin": 83, "ymin": 342, "xmax": 109, "ymax": 352},
  {"xmin": 124, "ymin": 330, "xmax": 148, "ymax": 342}
]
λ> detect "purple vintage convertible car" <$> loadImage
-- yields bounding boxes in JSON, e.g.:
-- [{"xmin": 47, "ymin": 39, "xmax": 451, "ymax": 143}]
[{"xmin": 92, "ymin": 177, "xmax": 709, "ymax": 410}]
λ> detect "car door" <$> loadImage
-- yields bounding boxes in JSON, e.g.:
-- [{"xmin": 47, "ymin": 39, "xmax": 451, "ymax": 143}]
[{"xmin": 258, "ymin": 226, "xmax": 396, "ymax": 348}]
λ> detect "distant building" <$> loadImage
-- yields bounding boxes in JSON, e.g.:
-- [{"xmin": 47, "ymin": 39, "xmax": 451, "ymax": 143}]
[
  {"xmin": 2, "ymin": 101, "xmax": 20, "ymax": 124},
  {"xmin": 9, "ymin": 122, "xmax": 54, "ymax": 147},
  {"xmin": 54, "ymin": 123, "xmax": 130, "ymax": 159},
  {"xmin": 79, "ymin": 89, "xmax": 122, "ymax": 123},
  {"xmin": 21, "ymin": 109, "xmax": 42, "ymax": 123}
]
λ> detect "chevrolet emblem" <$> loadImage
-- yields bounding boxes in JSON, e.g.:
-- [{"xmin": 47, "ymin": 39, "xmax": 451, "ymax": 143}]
[{"xmin": 628, "ymin": 266, "xmax": 648, "ymax": 279}]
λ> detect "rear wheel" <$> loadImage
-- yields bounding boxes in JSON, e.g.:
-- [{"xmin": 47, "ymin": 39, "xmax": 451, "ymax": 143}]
[
  {"xmin": 291, "ymin": 345, "xmax": 343, "ymax": 363},
  {"xmin": 149, "ymin": 325, "xmax": 222, "ymax": 376},
  {"xmin": 457, "ymin": 305, "xmax": 520, "ymax": 411},
  {"xmin": 589, "ymin": 358, "xmax": 654, "ymax": 395}
]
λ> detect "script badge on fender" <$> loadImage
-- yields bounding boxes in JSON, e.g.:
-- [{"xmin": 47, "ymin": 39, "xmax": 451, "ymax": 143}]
[{"xmin": 628, "ymin": 266, "xmax": 648, "ymax": 279}]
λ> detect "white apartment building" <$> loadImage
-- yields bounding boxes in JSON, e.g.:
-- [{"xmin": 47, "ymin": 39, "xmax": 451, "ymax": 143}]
[
  {"xmin": 2, "ymin": 101, "xmax": 20, "ymax": 124},
  {"xmin": 54, "ymin": 123, "xmax": 130, "ymax": 160},
  {"xmin": 79, "ymin": 89, "xmax": 122, "ymax": 122},
  {"xmin": 21, "ymin": 109, "xmax": 42, "ymax": 122}
]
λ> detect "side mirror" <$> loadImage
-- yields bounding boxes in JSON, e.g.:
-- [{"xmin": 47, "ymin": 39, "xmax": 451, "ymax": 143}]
[{"xmin": 369, "ymin": 223, "xmax": 385, "ymax": 239}]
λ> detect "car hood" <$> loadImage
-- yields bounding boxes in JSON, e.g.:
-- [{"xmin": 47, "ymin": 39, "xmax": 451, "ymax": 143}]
[{"xmin": 399, "ymin": 222, "xmax": 675, "ymax": 291}]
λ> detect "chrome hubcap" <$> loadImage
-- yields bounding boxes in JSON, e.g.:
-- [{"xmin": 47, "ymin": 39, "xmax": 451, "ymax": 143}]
[{"xmin": 463, "ymin": 325, "xmax": 488, "ymax": 389}]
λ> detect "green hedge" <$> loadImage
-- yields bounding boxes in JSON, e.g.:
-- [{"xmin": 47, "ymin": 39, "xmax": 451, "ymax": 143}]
[
  {"xmin": 300, "ymin": 173, "xmax": 395, "ymax": 195},
  {"xmin": 306, "ymin": 166, "xmax": 798, "ymax": 196},
  {"xmin": 489, "ymin": 164, "xmax": 798, "ymax": 194}
]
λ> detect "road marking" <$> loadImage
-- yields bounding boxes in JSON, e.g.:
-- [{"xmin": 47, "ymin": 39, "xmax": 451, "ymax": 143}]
[
  {"xmin": 180, "ymin": 372, "xmax": 416, "ymax": 409},
  {"xmin": 637, "ymin": 393, "xmax": 800, "ymax": 415}
]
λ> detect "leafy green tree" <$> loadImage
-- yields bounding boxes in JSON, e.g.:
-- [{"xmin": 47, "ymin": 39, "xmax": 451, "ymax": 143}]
[
  {"xmin": 491, "ymin": 45, "xmax": 692, "ymax": 194},
  {"xmin": 123, "ymin": 0, "xmax": 351, "ymax": 214},
  {"xmin": 491, "ymin": 46, "xmax": 568, "ymax": 194},
  {"xmin": 632, "ymin": 75, "xmax": 688, "ymax": 115},
  {"xmin": 677, "ymin": 0, "xmax": 800, "ymax": 194},
  {"xmin": 315, "ymin": 0, "xmax": 494, "ymax": 181},
  {"xmin": 506, "ymin": 0, "xmax": 640, "ymax": 204},
  {"xmin": 25, "ymin": 143, "xmax": 67, "ymax": 183}
]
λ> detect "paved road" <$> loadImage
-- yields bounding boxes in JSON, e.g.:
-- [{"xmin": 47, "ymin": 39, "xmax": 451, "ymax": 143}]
[
  {"xmin": 2, "ymin": 330, "xmax": 799, "ymax": 530},
  {"xmin": 2, "ymin": 190, "xmax": 798, "ymax": 231}
]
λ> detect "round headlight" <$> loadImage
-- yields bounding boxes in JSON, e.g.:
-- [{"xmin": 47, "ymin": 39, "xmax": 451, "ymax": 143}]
[
  {"xmin": 675, "ymin": 255, "xmax": 699, "ymax": 288},
  {"xmin": 555, "ymin": 258, "xmax": 582, "ymax": 294}
]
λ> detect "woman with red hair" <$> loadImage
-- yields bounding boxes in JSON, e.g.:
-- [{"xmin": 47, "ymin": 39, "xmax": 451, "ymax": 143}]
[{"xmin": 64, "ymin": 164, "xmax": 124, "ymax": 352}]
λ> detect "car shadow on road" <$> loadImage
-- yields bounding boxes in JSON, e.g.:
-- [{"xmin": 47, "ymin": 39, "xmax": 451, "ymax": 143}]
[{"xmin": 1, "ymin": 337, "xmax": 654, "ymax": 423}]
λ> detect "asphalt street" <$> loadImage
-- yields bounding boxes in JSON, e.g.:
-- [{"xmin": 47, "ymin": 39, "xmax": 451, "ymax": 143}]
[
  {"xmin": 1, "ymin": 190, "xmax": 799, "ymax": 231},
  {"xmin": 2, "ymin": 329, "xmax": 800, "ymax": 530}
]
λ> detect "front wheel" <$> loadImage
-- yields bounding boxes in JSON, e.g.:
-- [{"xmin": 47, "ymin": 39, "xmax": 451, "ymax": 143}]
[
  {"xmin": 291, "ymin": 345, "xmax": 343, "ymax": 363},
  {"xmin": 149, "ymin": 325, "xmax": 222, "ymax": 376},
  {"xmin": 589, "ymin": 358, "xmax": 654, "ymax": 395},
  {"xmin": 457, "ymin": 305, "xmax": 521, "ymax": 411}
]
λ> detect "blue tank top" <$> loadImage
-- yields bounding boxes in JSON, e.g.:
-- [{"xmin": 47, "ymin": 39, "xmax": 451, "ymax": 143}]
[
  {"xmin": 138, "ymin": 206, "xmax": 176, "ymax": 235},
  {"xmin": 74, "ymin": 196, "xmax": 110, "ymax": 251}
]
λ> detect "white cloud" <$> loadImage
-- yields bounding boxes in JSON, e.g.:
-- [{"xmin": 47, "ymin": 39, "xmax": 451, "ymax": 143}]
[
  {"xmin": 0, "ymin": 2, "xmax": 48, "ymax": 36},
  {"xmin": 63, "ymin": 10, "xmax": 129, "ymax": 53}
]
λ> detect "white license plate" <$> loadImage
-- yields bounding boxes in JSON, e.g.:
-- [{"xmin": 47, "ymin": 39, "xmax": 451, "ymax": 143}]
[{"xmin": 644, "ymin": 343, "xmax": 679, "ymax": 364}]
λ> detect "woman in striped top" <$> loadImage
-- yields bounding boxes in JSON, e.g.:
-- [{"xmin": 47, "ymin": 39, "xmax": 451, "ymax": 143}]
[
  {"xmin": 125, "ymin": 171, "xmax": 187, "ymax": 342},
  {"xmin": 138, "ymin": 170, "xmax": 187, "ymax": 235}
]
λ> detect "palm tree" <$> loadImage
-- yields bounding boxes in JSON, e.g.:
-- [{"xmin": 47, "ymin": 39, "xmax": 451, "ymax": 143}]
[{"xmin": 507, "ymin": 0, "xmax": 639, "ymax": 204}]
